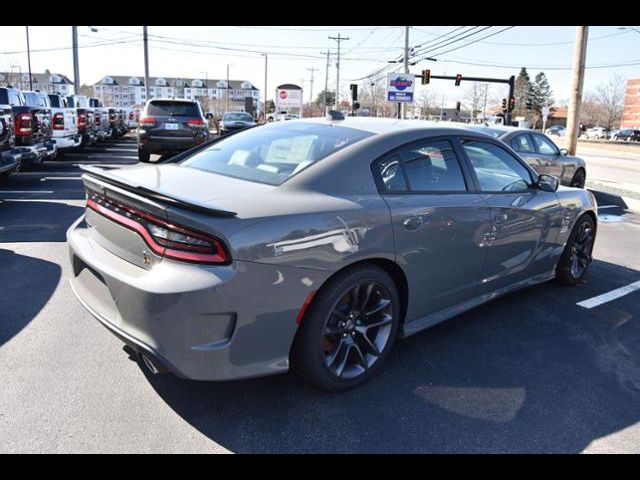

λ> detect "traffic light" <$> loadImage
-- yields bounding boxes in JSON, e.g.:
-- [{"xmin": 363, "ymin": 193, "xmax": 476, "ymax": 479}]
[
  {"xmin": 350, "ymin": 84, "xmax": 358, "ymax": 102},
  {"xmin": 501, "ymin": 98, "xmax": 507, "ymax": 111},
  {"xmin": 526, "ymin": 98, "xmax": 533, "ymax": 111},
  {"xmin": 455, "ymin": 74, "xmax": 462, "ymax": 86},
  {"xmin": 422, "ymin": 69, "xmax": 431, "ymax": 85},
  {"xmin": 509, "ymin": 96, "xmax": 516, "ymax": 111},
  {"xmin": 456, "ymin": 101, "xmax": 461, "ymax": 112}
]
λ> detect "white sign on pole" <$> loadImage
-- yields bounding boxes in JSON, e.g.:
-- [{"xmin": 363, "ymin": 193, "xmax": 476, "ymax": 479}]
[
  {"xmin": 386, "ymin": 73, "xmax": 415, "ymax": 103},
  {"xmin": 542, "ymin": 106, "xmax": 550, "ymax": 121},
  {"xmin": 276, "ymin": 88, "xmax": 302, "ymax": 109}
]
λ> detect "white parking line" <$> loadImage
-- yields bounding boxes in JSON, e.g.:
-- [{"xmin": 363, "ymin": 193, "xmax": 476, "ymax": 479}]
[
  {"xmin": 577, "ymin": 281, "xmax": 640, "ymax": 309},
  {"xmin": 40, "ymin": 177, "xmax": 82, "ymax": 182},
  {"xmin": 0, "ymin": 190, "xmax": 54, "ymax": 194}
]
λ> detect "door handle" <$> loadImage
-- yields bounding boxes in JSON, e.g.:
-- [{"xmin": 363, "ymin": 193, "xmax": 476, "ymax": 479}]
[{"xmin": 403, "ymin": 216, "xmax": 423, "ymax": 231}]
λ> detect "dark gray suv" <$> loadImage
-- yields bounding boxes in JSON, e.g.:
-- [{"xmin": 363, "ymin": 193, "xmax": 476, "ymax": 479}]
[{"xmin": 137, "ymin": 99, "xmax": 210, "ymax": 162}]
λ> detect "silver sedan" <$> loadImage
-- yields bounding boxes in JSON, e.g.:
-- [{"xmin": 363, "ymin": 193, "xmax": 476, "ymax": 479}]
[{"xmin": 67, "ymin": 117, "xmax": 597, "ymax": 391}]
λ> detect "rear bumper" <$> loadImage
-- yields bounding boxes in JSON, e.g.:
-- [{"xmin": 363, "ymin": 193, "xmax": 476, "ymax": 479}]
[
  {"xmin": 67, "ymin": 216, "xmax": 328, "ymax": 381},
  {"xmin": 53, "ymin": 134, "xmax": 82, "ymax": 150},
  {"xmin": 14, "ymin": 139, "xmax": 55, "ymax": 162},
  {"xmin": 139, "ymin": 136, "xmax": 204, "ymax": 154}
]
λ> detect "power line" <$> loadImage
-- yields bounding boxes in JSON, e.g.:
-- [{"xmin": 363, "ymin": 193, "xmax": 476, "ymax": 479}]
[{"xmin": 419, "ymin": 26, "xmax": 515, "ymax": 58}]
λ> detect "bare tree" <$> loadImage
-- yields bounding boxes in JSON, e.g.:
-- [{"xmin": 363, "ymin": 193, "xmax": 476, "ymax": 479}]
[
  {"xmin": 594, "ymin": 74, "xmax": 626, "ymax": 129},
  {"xmin": 415, "ymin": 88, "xmax": 439, "ymax": 118},
  {"xmin": 462, "ymin": 83, "xmax": 487, "ymax": 121}
]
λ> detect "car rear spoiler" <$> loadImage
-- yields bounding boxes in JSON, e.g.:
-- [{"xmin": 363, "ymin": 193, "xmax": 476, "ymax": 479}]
[{"xmin": 80, "ymin": 165, "xmax": 237, "ymax": 218}]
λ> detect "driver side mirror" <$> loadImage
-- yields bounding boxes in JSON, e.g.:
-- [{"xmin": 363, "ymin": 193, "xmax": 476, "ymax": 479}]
[
  {"xmin": 537, "ymin": 174, "xmax": 559, "ymax": 192},
  {"xmin": 559, "ymin": 148, "xmax": 568, "ymax": 156}
]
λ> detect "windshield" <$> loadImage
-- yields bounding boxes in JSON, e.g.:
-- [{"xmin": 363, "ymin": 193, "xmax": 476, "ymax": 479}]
[
  {"xmin": 147, "ymin": 101, "xmax": 200, "ymax": 117},
  {"xmin": 180, "ymin": 122, "xmax": 373, "ymax": 185},
  {"xmin": 223, "ymin": 113, "xmax": 253, "ymax": 122}
]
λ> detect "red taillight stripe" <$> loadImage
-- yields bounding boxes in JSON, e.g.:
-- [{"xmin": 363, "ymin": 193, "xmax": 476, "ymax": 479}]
[
  {"xmin": 296, "ymin": 291, "xmax": 317, "ymax": 325},
  {"xmin": 86, "ymin": 198, "xmax": 228, "ymax": 264}
]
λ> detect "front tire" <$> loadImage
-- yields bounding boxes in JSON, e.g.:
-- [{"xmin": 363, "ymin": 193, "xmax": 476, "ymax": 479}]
[
  {"xmin": 291, "ymin": 265, "xmax": 401, "ymax": 391},
  {"xmin": 138, "ymin": 148, "xmax": 150, "ymax": 163},
  {"xmin": 556, "ymin": 214, "xmax": 596, "ymax": 286},
  {"xmin": 570, "ymin": 168, "xmax": 586, "ymax": 188}
]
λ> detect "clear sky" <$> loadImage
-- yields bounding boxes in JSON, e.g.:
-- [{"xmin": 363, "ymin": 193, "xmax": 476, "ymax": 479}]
[{"xmin": 1, "ymin": 26, "xmax": 639, "ymax": 107}]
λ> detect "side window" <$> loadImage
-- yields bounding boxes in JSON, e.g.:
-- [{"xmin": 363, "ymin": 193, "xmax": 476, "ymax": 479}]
[
  {"xmin": 462, "ymin": 140, "xmax": 533, "ymax": 192},
  {"xmin": 385, "ymin": 139, "xmax": 468, "ymax": 193},
  {"xmin": 533, "ymin": 134, "xmax": 558, "ymax": 155},
  {"xmin": 511, "ymin": 134, "xmax": 534, "ymax": 153}
]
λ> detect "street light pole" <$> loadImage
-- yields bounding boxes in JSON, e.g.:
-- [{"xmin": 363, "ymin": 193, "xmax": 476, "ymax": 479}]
[
  {"xmin": 321, "ymin": 50, "xmax": 331, "ymax": 115},
  {"xmin": 25, "ymin": 26, "xmax": 33, "ymax": 90},
  {"xmin": 226, "ymin": 64, "xmax": 231, "ymax": 112},
  {"xmin": 143, "ymin": 26, "xmax": 150, "ymax": 102},
  {"xmin": 72, "ymin": 26, "xmax": 80, "ymax": 94},
  {"xmin": 402, "ymin": 25, "xmax": 410, "ymax": 120},
  {"xmin": 264, "ymin": 53, "xmax": 268, "ymax": 121}
]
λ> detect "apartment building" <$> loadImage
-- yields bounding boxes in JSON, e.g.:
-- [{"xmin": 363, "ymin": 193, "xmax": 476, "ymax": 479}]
[
  {"xmin": 621, "ymin": 78, "xmax": 640, "ymax": 129},
  {"xmin": 92, "ymin": 75, "xmax": 260, "ymax": 113},
  {"xmin": 0, "ymin": 71, "xmax": 75, "ymax": 95}
]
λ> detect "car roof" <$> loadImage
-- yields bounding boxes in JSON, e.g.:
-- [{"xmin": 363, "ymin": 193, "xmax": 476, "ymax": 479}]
[
  {"xmin": 296, "ymin": 116, "xmax": 503, "ymax": 136},
  {"xmin": 148, "ymin": 98, "xmax": 197, "ymax": 103}
]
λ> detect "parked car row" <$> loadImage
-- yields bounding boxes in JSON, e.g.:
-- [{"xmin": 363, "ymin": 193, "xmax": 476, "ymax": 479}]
[{"xmin": 0, "ymin": 85, "xmax": 140, "ymax": 180}]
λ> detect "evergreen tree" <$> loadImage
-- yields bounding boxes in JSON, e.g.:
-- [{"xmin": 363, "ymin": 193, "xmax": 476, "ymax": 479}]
[
  {"xmin": 513, "ymin": 67, "xmax": 532, "ymax": 117},
  {"xmin": 531, "ymin": 72, "xmax": 553, "ymax": 113}
]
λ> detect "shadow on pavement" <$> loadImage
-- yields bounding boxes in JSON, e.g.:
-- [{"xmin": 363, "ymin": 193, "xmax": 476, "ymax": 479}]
[
  {"xmin": 0, "ymin": 249, "xmax": 61, "ymax": 346},
  {"xmin": 144, "ymin": 259, "xmax": 640, "ymax": 453},
  {"xmin": 0, "ymin": 200, "xmax": 84, "ymax": 243}
]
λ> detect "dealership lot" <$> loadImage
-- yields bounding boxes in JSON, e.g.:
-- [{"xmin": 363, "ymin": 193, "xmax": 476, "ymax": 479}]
[{"xmin": 0, "ymin": 136, "xmax": 639, "ymax": 453}]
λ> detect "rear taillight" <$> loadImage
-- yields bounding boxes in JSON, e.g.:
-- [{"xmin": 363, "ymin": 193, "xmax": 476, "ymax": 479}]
[
  {"xmin": 187, "ymin": 118, "xmax": 206, "ymax": 126},
  {"xmin": 86, "ymin": 193, "xmax": 229, "ymax": 265},
  {"xmin": 15, "ymin": 113, "xmax": 32, "ymax": 136},
  {"xmin": 53, "ymin": 112, "xmax": 65, "ymax": 130},
  {"xmin": 129, "ymin": 112, "xmax": 134, "ymax": 120},
  {"xmin": 77, "ymin": 111, "xmax": 87, "ymax": 129},
  {"xmin": 109, "ymin": 113, "xmax": 116, "ymax": 125},
  {"xmin": 139, "ymin": 116, "xmax": 156, "ymax": 127},
  {"xmin": 94, "ymin": 113, "xmax": 101, "ymax": 126}
]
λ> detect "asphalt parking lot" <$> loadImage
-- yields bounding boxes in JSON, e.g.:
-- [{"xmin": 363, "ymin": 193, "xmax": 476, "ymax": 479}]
[{"xmin": 1, "ymin": 135, "xmax": 639, "ymax": 453}]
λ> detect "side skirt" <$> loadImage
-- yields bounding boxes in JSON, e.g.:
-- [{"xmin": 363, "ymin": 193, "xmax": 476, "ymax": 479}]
[{"xmin": 400, "ymin": 270, "xmax": 556, "ymax": 339}]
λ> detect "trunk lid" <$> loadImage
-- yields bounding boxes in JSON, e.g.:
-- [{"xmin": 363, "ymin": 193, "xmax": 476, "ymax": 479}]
[{"xmin": 80, "ymin": 164, "xmax": 273, "ymax": 269}]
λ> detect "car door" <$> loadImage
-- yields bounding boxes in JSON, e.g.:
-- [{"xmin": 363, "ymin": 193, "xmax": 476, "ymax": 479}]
[
  {"xmin": 459, "ymin": 138, "xmax": 561, "ymax": 293},
  {"xmin": 375, "ymin": 137, "xmax": 492, "ymax": 322}
]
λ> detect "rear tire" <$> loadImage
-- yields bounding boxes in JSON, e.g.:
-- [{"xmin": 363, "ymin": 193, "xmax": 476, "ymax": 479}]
[
  {"xmin": 138, "ymin": 148, "xmax": 150, "ymax": 163},
  {"xmin": 556, "ymin": 214, "xmax": 596, "ymax": 286},
  {"xmin": 290, "ymin": 265, "xmax": 400, "ymax": 392}
]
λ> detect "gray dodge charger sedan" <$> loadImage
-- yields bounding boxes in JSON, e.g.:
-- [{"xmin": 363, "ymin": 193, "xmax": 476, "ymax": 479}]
[{"xmin": 67, "ymin": 116, "xmax": 597, "ymax": 391}]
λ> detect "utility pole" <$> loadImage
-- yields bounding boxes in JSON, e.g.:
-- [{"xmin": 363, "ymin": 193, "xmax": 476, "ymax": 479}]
[
  {"xmin": 306, "ymin": 67, "xmax": 317, "ymax": 111},
  {"xmin": 329, "ymin": 34, "xmax": 349, "ymax": 112},
  {"xmin": 72, "ymin": 26, "xmax": 80, "ymax": 94},
  {"xmin": 321, "ymin": 50, "xmax": 331, "ymax": 114},
  {"xmin": 25, "ymin": 26, "xmax": 33, "ymax": 90},
  {"xmin": 566, "ymin": 26, "xmax": 589, "ymax": 156},
  {"xmin": 440, "ymin": 92, "xmax": 445, "ymax": 121},
  {"xmin": 143, "ymin": 26, "xmax": 150, "ymax": 102},
  {"xmin": 402, "ymin": 25, "xmax": 410, "ymax": 119},
  {"xmin": 263, "ymin": 53, "xmax": 268, "ymax": 121},
  {"xmin": 482, "ymin": 84, "xmax": 489, "ymax": 124}
]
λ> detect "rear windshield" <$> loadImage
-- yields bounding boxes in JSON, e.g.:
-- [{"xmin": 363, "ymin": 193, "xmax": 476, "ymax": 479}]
[
  {"xmin": 147, "ymin": 101, "xmax": 200, "ymax": 117},
  {"xmin": 180, "ymin": 122, "xmax": 372, "ymax": 186},
  {"xmin": 23, "ymin": 92, "xmax": 49, "ymax": 108},
  {"xmin": 48, "ymin": 95, "xmax": 66, "ymax": 108},
  {"xmin": 223, "ymin": 113, "xmax": 253, "ymax": 122}
]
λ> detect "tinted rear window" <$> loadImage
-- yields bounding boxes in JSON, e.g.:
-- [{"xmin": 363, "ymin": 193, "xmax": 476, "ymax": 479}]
[
  {"xmin": 147, "ymin": 101, "xmax": 200, "ymax": 117},
  {"xmin": 48, "ymin": 95, "xmax": 65, "ymax": 108},
  {"xmin": 180, "ymin": 122, "xmax": 372, "ymax": 186}
]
